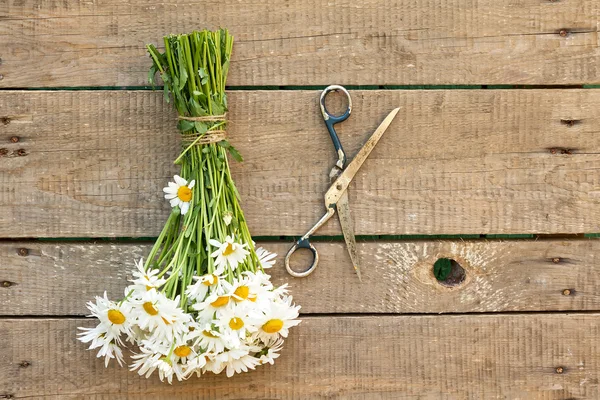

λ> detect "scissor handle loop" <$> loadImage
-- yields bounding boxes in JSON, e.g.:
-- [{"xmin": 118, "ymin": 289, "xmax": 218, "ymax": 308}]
[
  {"xmin": 284, "ymin": 237, "xmax": 319, "ymax": 278},
  {"xmin": 319, "ymin": 85, "xmax": 352, "ymax": 123},
  {"xmin": 320, "ymin": 85, "xmax": 352, "ymax": 169}
]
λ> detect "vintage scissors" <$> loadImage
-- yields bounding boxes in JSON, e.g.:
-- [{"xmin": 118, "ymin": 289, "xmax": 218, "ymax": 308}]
[{"xmin": 285, "ymin": 85, "xmax": 400, "ymax": 280}]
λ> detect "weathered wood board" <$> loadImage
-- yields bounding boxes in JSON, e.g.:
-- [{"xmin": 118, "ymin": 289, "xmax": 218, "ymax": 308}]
[
  {"xmin": 0, "ymin": 0, "xmax": 599, "ymax": 87},
  {"xmin": 2, "ymin": 89, "xmax": 600, "ymax": 238},
  {"xmin": 2, "ymin": 240, "xmax": 599, "ymax": 315},
  {"xmin": 1, "ymin": 315, "xmax": 598, "ymax": 399}
]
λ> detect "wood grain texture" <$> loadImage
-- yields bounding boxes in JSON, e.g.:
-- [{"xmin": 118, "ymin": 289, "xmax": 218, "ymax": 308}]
[
  {"xmin": 1, "ymin": 315, "xmax": 599, "ymax": 399},
  {"xmin": 3, "ymin": 89, "xmax": 600, "ymax": 237},
  {"xmin": 3, "ymin": 240, "xmax": 600, "ymax": 315},
  {"xmin": 0, "ymin": 0, "xmax": 599, "ymax": 87}
]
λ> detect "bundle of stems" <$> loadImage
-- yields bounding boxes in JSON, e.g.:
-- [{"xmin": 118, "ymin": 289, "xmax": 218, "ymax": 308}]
[
  {"xmin": 147, "ymin": 30, "xmax": 259, "ymax": 306},
  {"xmin": 78, "ymin": 30, "xmax": 299, "ymax": 382}
]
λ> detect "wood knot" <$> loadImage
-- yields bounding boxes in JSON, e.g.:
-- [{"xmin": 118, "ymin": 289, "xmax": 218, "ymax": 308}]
[
  {"xmin": 17, "ymin": 248, "xmax": 29, "ymax": 256},
  {"xmin": 0, "ymin": 148, "xmax": 7, "ymax": 156},
  {"xmin": 18, "ymin": 360, "xmax": 31, "ymax": 368},
  {"xmin": 0, "ymin": 117, "xmax": 10, "ymax": 125}
]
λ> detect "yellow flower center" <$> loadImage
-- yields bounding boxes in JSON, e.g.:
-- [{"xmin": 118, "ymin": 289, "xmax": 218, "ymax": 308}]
[
  {"xmin": 107, "ymin": 309, "xmax": 126, "ymax": 325},
  {"xmin": 233, "ymin": 285, "xmax": 249, "ymax": 301},
  {"xmin": 174, "ymin": 345, "xmax": 192, "ymax": 358},
  {"xmin": 203, "ymin": 330, "xmax": 217, "ymax": 338},
  {"xmin": 262, "ymin": 319, "xmax": 284, "ymax": 334},
  {"xmin": 222, "ymin": 242, "xmax": 235, "ymax": 256},
  {"xmin": 210, "ymin": 296, "xmax": 230, "ymax": 308},
  {"xmin": 143, "ymin": 302, "xmax": 159, "ymax": 316},
  {"xmin": 229, "ymin": 317, "xmax": 244, "ymax": 330},
  {"xmin": 202, "ymin": 274, "xmax": 218, "ymax": 286},
  {"xmin": 177, "ymin": 186, "xmax": 192, "ymax": 202}
]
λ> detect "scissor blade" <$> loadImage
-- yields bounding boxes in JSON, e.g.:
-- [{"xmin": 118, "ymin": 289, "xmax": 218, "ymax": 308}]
[
  {"xmin": 336, "ymin": 190, "xmax": 362, "ymax": 281},
  {"xmin": 325, "ymin": 107, "xmax": 400, "ymax": 206}
]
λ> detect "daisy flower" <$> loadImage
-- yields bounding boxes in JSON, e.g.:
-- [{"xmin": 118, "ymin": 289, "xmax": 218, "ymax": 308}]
[
  {"xmin": 216, "ymin": 346, "xmax": 258, "ymax": 378},
  {"xmin": 209, "ymin": 235, "xmax": 249, "ymax": 271},
  {"xmin": 130, "ymin": 346, "xmax": 162, "ymax": 378},
  {"xmin": 96, "ymin": 339, "xmax": 125, "ymax": 367},
  {"xmin": 130, "ymin": 290, "xmax": 190, "ymax": 340},
  {"xmin": 216, "ymin": 303, "xmax": 257, "ymax": 342},
  {"xmin": 255, "ymin": 247, "xmax": 277, "ymax": 269},
  {"xmin": 189, "ymin": 325, "xmax": 229, "ymax": 353},
  {"xmin": 80, "ymin": 291, "xmax": 133, "ymax": 344},
  {"xmin": 163, "ymin": 175, "xmax": 195, "ymax": 215},
  {"xmin": 203, "ymin": 353, "xmax": 226, "ymax": 375},
  {"xmin": 129, "ymin": 258, "xmax": 166, "ymax": 293},
  {"xmin": 257, "ymin": 337, "xmax": 284, "ymax": 365},
  {"xmin": 252, "ymin": 297, "xmax": 301, "ymax": 343},
  {"xmin": 192, "ymin": 291, "xmax": 233, "ymax": 324},
  {"xmin": 184, "ymin": 350, "xmax": 209, "ymax": 378},
  {"xmin": 186, "ymin": 273, "xmax": 227, "ymax": 302}
]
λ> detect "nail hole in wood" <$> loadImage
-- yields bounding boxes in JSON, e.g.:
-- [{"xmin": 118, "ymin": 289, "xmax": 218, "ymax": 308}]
[
  {"xmin": 10, "ymin": 136, "xmax": 19, "ymax": 143},
  {"xmin": 433, "ymin": 258, "xmax": 466, "ymax": 287},
  {"xmin": 17, "ymin": 248, "xmax": 28, "ymax": 256},
  {"xmin": 562, "ymin": 288, "xmax": 575, "ymax": 296},
  {"xmin": 2, "ymin": 281, "xmax": 14, "ymax": 288},
  {"xmin": 555, "ymin": 366, "xmax": 565, "ymax": 374},
  {"xmin": 18, "ymin": 361, "xmax": 31, "ymax": 368},
  {"xmin": 560, "ymin": 119, "xmax": 581, "ymax": 127},
  {"xmin": 0, "ymin": 117, "xmax": 10, "ymax": 125},
  {"xmin": 559, "ymin": 29, "xmax": 569, "ymax": 37}
]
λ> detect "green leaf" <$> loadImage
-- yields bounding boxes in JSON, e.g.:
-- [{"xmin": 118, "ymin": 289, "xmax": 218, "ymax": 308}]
[
  {"xmin": 227, "ymin": 145, "xmax": 243, "ymax": 162},
  {"xmin": 433, "ymin": 258, "xmax": 452, "ymax": 281},
  {"xmin": 198, "ymin": 67, "xmax": 208, "ymax": 79},
  {"xmin": 194, "ymin": 121, "xmax": 208, "ymax": 134},
  {"xmin": 177, "ymin": 119, "xmax": 195, "ymax": 132},
  {"xmin": 189, "ymin": 98, "xmax": 207, "ymax": 117},
  {"xmin": 210, "ymin": 99, "xmax": 225, "ymax": 116},
  {"xmin": 163, "ymin": 83, "xmax": 170, "ymax": 104},
  {"xmin": 148, "ymin": 64, "xmax": 158, "ymax": 86},
  {"xmin": 217, "ymin": 140, "xmax": 230, "ymax": 149}
]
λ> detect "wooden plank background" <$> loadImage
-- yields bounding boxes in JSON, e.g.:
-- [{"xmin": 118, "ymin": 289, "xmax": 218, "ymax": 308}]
[
  {"xmin": 3, "ymin": 89, "xmax": 600, "ymax": 238},
  {"xmin": 0, "ymin": 0, "xmax": 599, "ymax": 87},
  {"xmin": 2, "ymin": 315, "xmax": 599, "ymax": 399},
  {"xmin": 2, "ymin": 240, "xmax": 600, "ymax": 316},
  {"xmin": 2, "ymin": 0, "xmax": 600, "ymax": 398}
]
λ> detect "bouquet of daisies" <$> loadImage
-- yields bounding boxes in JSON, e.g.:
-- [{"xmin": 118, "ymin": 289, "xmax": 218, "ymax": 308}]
[{"xmin": 78, "ymin": 29, "xmax": 300, "ymax": 382}]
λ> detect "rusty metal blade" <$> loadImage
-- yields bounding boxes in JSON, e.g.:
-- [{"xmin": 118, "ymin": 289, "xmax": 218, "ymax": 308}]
[
  {"xmin": 325, "ymin": 107, "xmax": 400, "ymax": 207},
  {"xmin": 336, "ymin": 190, "xmax": 361, "ymax": 281}
]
